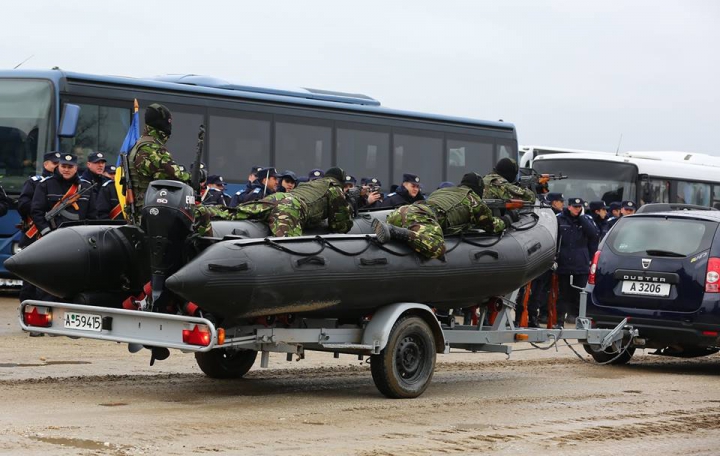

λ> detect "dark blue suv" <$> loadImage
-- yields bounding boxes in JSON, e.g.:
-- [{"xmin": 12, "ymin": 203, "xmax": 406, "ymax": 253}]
[{"xmin": 585, "ymin": 205, "xmax": 720, "ymax": 363}]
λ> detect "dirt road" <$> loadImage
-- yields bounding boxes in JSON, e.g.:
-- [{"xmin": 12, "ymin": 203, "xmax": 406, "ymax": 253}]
[{"xmin": 1, "ymin": 293, "xmax": 718, "ymax": 455}]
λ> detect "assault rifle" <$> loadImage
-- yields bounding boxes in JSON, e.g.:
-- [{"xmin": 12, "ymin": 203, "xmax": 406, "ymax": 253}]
[
  {"xmin": 44, "ymin": 182, "xmax": 98, "ymax": 230},
  {"xmin": 119, "ymin": 152, "xmax": 136, "ymax": 224},
  {"xmin": 518, "ymin": 167, "xmax": 567, "ymax": 194},
  {"xmin": 484, "ymin": 198, "xmax": 547, "ymax": 211},
  {"xmin": 190, "ymin": 124, "xmax": 206, "ymax": 195}
]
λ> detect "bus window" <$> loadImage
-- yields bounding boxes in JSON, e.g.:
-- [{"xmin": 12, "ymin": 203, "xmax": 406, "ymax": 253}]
[
  {"xmin": 676, "ymin": 181, "xmax": 711, "ymax": 206},
  {"xmin": 447, "ymin": 137, "xmax": 493, "ymax": 185},
  {"xmin": 337, "ymin": 125, "xmax": 390, "ymax": 189},
  {"xmin": 643, "ymin": 179, "xmax": 670, "ymax": 204},
  {"xmin": 392, "ymin": 132, "xmax": 442, "ymax": 190},
  {"xmin": 496, "ymin": 140, "xmax": 517, "ymax": 162},
  {"xmin": 60, "ymin": 102, "xmax": 130, "ymax": 166},
  {"xmin": 275, "ymin": 119, "xmax": 331, "ymax": 177},
  {"xmin": 208, "ymin": 111, "xmax": 270, "ymax": 182},
  {"xmin": 0, "ymin": 79, "xmax": 53, "ymax": 193}
]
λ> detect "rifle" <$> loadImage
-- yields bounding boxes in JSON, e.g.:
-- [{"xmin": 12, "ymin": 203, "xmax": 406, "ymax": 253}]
[
  {"xmin": 484, "ymin": 198, "xmax": 546, "ymax": 211},
  {"xmin": 120, "ymin": 152, "xmax": 136, "ymax": 224},
  {"xmin": 190, "ymin": 124, "xmax": 206, "ymax": 194},
  {"xmin": 518, "ymin": 167, "xmax": 567, "ymax": 194},
  {"xmin": 44, "ymin": 182, "xmax": 97, "ymax": 230}
]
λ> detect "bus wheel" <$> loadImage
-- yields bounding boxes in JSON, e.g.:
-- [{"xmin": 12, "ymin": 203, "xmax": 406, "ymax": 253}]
[
  {"xmin": 583, "ymin": 344, "xmax": 635, "ymax": 365},
  {"xmin": 371, "ymin": 315, "xmax": 436, "ymax": 398},
  {"xmin": 195, "ymin": 348, "xmax": 258, "ymax": 379}
]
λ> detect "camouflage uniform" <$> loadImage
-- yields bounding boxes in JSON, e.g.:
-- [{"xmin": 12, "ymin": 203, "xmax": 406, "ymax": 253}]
[
  {"xmin": 231, "ymin": 177, "xmax": 353, "ymax": 237},
  {"xmin": 128, "ymin": 126, "xmax": 191, "ymax": 218},
  {"xmin": 482, "ymin": 172, "xmax": 536, "ymax": 202},
  {"xmin": 386, "ymin": 186, "xmax": 505, "ymax": 259}
]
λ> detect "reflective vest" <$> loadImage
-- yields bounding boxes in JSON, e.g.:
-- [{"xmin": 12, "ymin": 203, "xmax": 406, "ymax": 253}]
[{"xmin": 426, "ymin": 187, "xmax": 474, "ymax": 234}]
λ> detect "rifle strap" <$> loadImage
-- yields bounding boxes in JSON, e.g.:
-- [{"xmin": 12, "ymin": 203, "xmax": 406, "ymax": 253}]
[
  {"xmin": 25, "ymin": 216, "xmax": 38, "ymax": 239},
  {"xmin": 109, "ymin": 204, "xmax": 123, "ymax": 220},
  {"xmin": 28, "ymin": 184, "xmax": 80, "ymax": 238}
]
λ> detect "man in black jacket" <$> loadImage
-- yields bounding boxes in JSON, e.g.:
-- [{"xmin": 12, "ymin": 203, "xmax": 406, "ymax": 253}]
[{"xmin": 379, "ymin": 173, "xmax": 425, "ymax": 208}]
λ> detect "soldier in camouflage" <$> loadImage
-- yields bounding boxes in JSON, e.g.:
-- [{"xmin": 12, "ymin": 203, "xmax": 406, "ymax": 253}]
[
  {"xmin": 128, "ymin": 104, "xmax": 190, "ymax": 216},
  {"xmin": 373, "ymin": 172, "xmax": 506, "ymax": 259},
  {"xmin": 231, "ymin": 167, "xmax": 354, "ymax": 237},
  {"xmin": 483, "ymin": 158, "xmax": 536, "ymax": 202}
]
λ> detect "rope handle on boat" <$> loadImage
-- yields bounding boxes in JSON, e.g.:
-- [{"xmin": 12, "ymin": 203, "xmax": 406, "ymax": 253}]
[
  {"xmin": 473, "ymin": 250, "xmax": 499, "ymax": 260},
  {"xmin": 208, "ymin": 262, "xmax": 249, "ymax": 272},
  {"xmin": 296, "ymin": 256, "xmax": 326, "ymax": 267}
]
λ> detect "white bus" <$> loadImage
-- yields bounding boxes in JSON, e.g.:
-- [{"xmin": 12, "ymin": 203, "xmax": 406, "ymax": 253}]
[
  {"xmin": 519, "ymin": 145, "xmax": 608, "ymax": 168},
  {"xmin": 532, "ymin": 151, "xmax": 720, "ymax": 208}
]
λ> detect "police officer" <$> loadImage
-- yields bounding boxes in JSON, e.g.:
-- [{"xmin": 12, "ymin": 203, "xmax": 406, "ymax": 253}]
[
  {"xmin": 31, "ymin": 153, "xmax": 97, "ymax": 236},
  {"xmin": 278, "ymin": 170, "xmax": 298, "ymax": 192},
  {"xmin": 588, "ymin": 201, "xmax": 610, "ymax": 252},
  {"xmin": 96, "ymin": 178, "xmax": 122, "ymax": 220},
  {"xmin": 607, "ymin": 200, "xmax": 636, "ymax": 230},
  {"xmin": 360, "ymin": 177, "xmax": 383, "ymax": 208},
  {"xmin": 239, "ymin": 167, "xmax": 279, "ymax": 203},
  {"xmin": 103, "ymin": 164, "xmax": 117, "ymax": 180},
  {"xmin": 230, "ymin": 166, "xmax": 264, "ymax": 207},
  {"xmin": 546, "ymin": 192, "xmax": 565, "ymax": 214},
  {"xmin": 483, "ymin": 158, "xmax": 536, "ymax": 202},
  {"xmin": 608, "ymin": 201, "xmax": 621, "ymax": 218},
  {"xmin": 379, "ymin": 173, "xmax": 425, "ymax": 208},
  {"xmin": 373, "ymin": 172, "xmax": 506, "ymax": 259},
  {"xmin": 18, "ymin": 152, "xmax": 61, "ymax": 247},
  {"xmin": 81, "ymin": 151, "xmax": 109, "ymax": 196},
  {"xmin": 555, "ymin": 197, "xmax": 598, "ymax": 327},
  {"xmin": 308, "ymin": 169, "xmax": 324, "ymax": 181},
  {"xmin": 127, "ymin": 104, "xmax": 191, "ymax": 221},
  {"xmin": 202, "ymin": 175, "xmax": 231, "ymax": 207},
  {"xmin": 343, "ymin": 174, "xmax": 357, "ymax": 192},
  {"xmin": 232, "ymin": 167, "xmax": 353, "ymax": 237}
]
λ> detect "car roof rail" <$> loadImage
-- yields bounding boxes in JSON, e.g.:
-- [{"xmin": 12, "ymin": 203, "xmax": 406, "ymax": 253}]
[{"xmin": 635, "ymin": 203, "xmax": 719, "ymax": 214}]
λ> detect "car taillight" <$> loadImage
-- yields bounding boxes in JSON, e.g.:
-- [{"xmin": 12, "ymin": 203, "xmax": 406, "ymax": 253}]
[
  {"xmin": 182, "ymin": 324, "xmax": 212, "ymax": 346},
  {"xmin": 588, "ymin": 251, "xmax": 601, "ymax": 285},
  {"xmin": 24, "ymin": 305, "xmax": 52, "ymax": 327},
  {"xmin": 705, "ymin": 258, "xmax": 720, "ymax": 293}
]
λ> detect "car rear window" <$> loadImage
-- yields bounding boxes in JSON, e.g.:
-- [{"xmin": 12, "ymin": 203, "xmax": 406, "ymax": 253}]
[{"xmin": 609, "ymin": 217, "xmax": 717, "ymax": 256}]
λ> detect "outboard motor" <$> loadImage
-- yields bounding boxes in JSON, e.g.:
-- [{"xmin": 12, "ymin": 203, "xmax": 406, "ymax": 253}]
[{"xmin": 141, "ymin": 180, "xmax": 196, "ymax": 311}]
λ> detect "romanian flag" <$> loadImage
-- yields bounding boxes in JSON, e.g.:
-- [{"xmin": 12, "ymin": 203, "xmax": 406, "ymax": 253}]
[{"xmin": 115, "ymin": 99, "xmax": 140, "ymax": 219}]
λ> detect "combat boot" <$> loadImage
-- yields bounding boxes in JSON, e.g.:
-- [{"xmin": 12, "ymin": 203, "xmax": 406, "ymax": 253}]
[{"xmin": 372, "ymin": 219, "xmax": 412, "ymax": 244}]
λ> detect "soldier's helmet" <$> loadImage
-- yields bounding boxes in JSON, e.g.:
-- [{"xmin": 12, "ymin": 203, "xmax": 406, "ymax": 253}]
[{"xmin": 145, "ymin": 103, "xmax": 173, "ymax": 136}]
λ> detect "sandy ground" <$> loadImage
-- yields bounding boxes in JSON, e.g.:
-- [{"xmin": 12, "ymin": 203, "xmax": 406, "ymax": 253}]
[{"xmin": 0, "ymin": 293, "xmax": 718, "ymax": 455}]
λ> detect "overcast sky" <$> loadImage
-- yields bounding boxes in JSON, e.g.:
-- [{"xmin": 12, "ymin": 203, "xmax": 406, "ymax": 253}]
[{"xmin": 2, "ymin": 0, "xmax": 718, "ymax": 153}]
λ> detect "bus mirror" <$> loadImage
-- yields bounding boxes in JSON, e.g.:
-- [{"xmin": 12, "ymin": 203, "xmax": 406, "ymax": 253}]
[{"xmin": 58, "ymin": 104, "xmax": 80, "ymax": 138}]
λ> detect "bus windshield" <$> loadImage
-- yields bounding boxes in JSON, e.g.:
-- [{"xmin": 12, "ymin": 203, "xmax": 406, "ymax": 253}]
[
  {"xmin": 534, "ymin": 158, "xmax": 637, "ymax": 204},
  {"xmin": 0, "ymin": 79, "xmax": 53, "ymax": 193}
]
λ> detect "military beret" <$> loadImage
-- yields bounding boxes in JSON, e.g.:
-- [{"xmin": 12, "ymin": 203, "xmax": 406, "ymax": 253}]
[
  {"xmin": 589, "ymin": 201, "xmax": 608, "ymax": 211},
  {"xmin": 207, "ymin": 175, "xmax": 225, "ymax": 185},
  {"xmin": 546, "ymin": 192, "xmax": 564, "ymax": 202},
  {"xmin": 87, "ymin": 152, "xmax": 107, "ymax": 163},
  {"xmin": 622, "ymin": 200, "xmax": 636, "ymax": 209},
  {"xmin": 403, "ymin": 173, "xmax": 421, "ymax": 184},
  {"xmin": 569, "ymin": 197, "xmax": 585, "ymax": 207},
  {"xmin": 59, "ymin": 154, "xmax": 78, "ymax": 165},
  {"xmin": 44, "ymin": 151, "xmax": 61, "ymax": 162}
]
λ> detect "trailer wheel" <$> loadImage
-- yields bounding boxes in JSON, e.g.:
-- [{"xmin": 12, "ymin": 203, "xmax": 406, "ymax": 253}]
[
  {"xmin": 371, "ymin": 315, "xmax": 436, "ymax": 398},
  {"xmin": 583, "ymin": 344, "xmax": 635, "ymax": 365},
  {"xmin": 195, "ymin": 348, "xmax": 258, "ymax": 379}
]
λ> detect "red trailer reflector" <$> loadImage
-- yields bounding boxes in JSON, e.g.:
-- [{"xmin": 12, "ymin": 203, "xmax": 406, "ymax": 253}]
[
  {"xmin": 702, "ymin": 331, "xmax": 718, "ymax": 337},
  {"xmin": 24, "ymin": 305, "xmax": 52, "ymax": 327},
  {"xmin": 182, "ymin": 324, "xmax": 211, "ymax": 346}
]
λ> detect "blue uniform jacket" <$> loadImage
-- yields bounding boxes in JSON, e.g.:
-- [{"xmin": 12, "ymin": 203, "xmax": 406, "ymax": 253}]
[
  {"xmin": 378, "ymin": 185, "xmax": 425, "ymax": 209},
  {"xmin": 202, "ymin": 187, "xmax": 231, "ymax": 207},
  {"xmin": 556, "ymin": 209, "xmax": 598, "ymax": 275},
  {"xmin": 589, "ymin": 214, "xmax": 610, "ymax": 253}
]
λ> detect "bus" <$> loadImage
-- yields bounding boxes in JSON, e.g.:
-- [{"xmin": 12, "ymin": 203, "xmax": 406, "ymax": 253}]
[
  {"xmin": 0, "ymin": 68, "xmax": 519, "ymax": 280},
  {"xmin": 518, "ymin": 145, "xmax": 607, "ymax": 168},
  {"xmin": 532, "ymin": 151, "xmax": 720, "ymax": 209}
]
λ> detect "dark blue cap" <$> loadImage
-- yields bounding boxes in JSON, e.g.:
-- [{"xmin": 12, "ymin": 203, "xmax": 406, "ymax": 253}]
[
  {"xmin": 297, "ymin": 176, "xmax": 309, "ymax": 183},
  {"xmin": 589, "ymin": 201, "xmax": 608, "ymax": 211},
  {"xmin": 360, "ymin": 177, "xmax": 382, "ymax": 187},
  {"xmin": 569, "ymin": 197, "xmax": 585, "ymax": 207},
  {"xmin": 344, "ymin": 175, "xmax": 357, "ymax": 185},
  {"xmin": 257, "ymin": 167, "xmax": 280, "ymax": 179},
  {"xmin": 207, "ymin": 175, "xmax": 225, "ymax": 185},
  {"xmin": 59, "ymin": 153, "xmax": 78, "ymax": 165},
  {"xmin": 279, "ymin": 170, "xmax": 298, "ymax": 182},
  {"xmin": 546, "ymin": 192, "xmax": 564, "ymax": 202},
  {"xmin": 250, "ymin": 166, "xmax": 263, "ymax": 175},
  {"xmin": 87, "ymin": 152, "xmax": 108, "ymax": 163},
  {"xmin": 308, "ymin": 169, "xmax": 324, "ymax": 180},
  {"xmin": 622, "ymin": 200, "xmax": 637, "ymax": 210},
  {"xmin": 44, "ymin": 151, "xmax": 61, "ymax": 162},
  {"xmin": 107, "ymin": 165, "xmax": 117, "ymax": 174},
  {"xmin": 403, "ymin": 173, "xmax": 421, "ymax": 184},
  {"xmin": 437, "ymin": 181, "xmax": 455, "ymax": 189},
  {"xmin": 609, "ymin": 201, "xmax": 622, "ymax": 211}
]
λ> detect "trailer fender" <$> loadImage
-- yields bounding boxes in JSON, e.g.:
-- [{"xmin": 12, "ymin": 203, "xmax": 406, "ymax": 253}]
[{"xmin": 362, "ymin": 303, "xmax": 447, "ymax": 354}]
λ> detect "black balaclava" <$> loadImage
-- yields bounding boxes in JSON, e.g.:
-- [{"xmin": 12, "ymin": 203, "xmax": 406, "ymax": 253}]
[
  {"xmin": 145, "ymin": 103, "xmax": 173, "ymax": 136},
  {"xmin": 460, "ymin": 172, "xmax": 485, "ymax": 196},
  {"xmin": 325, "ymin": 167, "xmax": 345, "ymax": 183},
  {"xmin": 495, "ymin": 158, "xmax": 518, "ymax": 182}
]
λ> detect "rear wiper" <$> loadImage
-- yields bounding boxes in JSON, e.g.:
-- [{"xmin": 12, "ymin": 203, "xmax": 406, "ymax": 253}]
[{"xmin": 645, "ymin": 249, "xmax": 685, "ymax": 257}]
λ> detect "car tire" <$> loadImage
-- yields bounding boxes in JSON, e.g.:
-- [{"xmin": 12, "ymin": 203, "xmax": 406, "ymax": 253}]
[{"xmin": 583, "ymin": 344, "xmax": 635, "ymax": 365}]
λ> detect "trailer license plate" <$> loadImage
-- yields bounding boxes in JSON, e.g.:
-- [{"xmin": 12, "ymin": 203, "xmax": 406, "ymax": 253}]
[
  {"xmin": 64, "ymin": 312, "xmax": 102, "ymax": 332},
  {"xmin": 621, "ymin": 281, "xmax": 670, "ymax": 297}
]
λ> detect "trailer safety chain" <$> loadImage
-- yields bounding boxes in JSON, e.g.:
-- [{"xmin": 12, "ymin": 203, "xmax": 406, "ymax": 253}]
[{"xmin": 562, "ymin": 337, "xmax": 635, "ymax": 366}]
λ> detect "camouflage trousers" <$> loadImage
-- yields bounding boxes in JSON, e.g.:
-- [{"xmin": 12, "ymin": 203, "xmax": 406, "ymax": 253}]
[
  {"xmin": 193, "ymin": 205, "xmax": 231, "ymax": 237},
  {"xmin": 231, "ymin": 193, "xmax": 305, "ymax": 237},
  {"xmin": 386, "ymin": 204, "xmax": 445, "ymax": 259}
]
